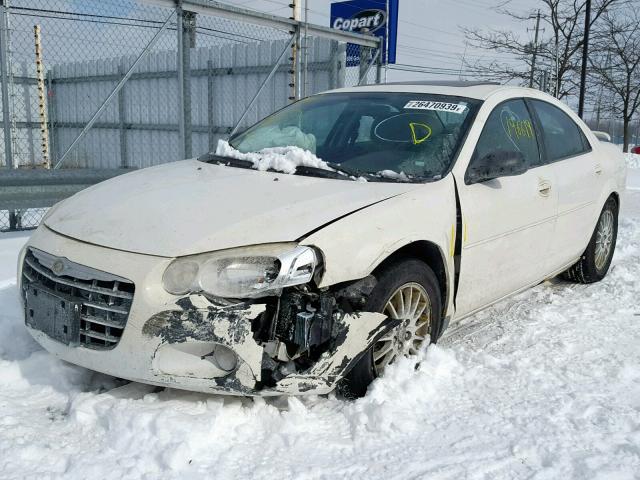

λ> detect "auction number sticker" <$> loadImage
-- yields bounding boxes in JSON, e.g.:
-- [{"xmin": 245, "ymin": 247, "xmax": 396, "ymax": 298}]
[{"xmin": 404, "ymin": 100, "xmax": 467, "ymax": 114}]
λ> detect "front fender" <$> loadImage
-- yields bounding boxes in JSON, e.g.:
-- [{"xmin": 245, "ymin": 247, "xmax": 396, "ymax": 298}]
[{"xmin": 301, "ymin": 175, "xmax": 456, "ymax": 291}]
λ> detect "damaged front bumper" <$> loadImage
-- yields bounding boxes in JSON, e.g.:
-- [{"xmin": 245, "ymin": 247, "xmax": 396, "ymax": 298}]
[
  {"xmin": 142, "ymin": 297, "xmax": 394, "ymax": 395},
  {"xmin": 21, "ymin": 226, "xmax": 396, "ymax": 396}
]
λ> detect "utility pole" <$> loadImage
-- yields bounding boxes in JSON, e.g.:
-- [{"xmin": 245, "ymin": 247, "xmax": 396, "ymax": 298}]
[
  {"xmin": 458, "ymin": 43, "xmax": 468, "ymax": 81},
  {"xmin": 578, "ymin": 0, "xmax": 591, "ymax": 118},
  {"xmin": 594, "ymin": 52, "xmax": 610, "ymax": 131},
  {"xmin": 528, "ymin": 10, "xmax": 541, "ymax": 88},
  {"xmin": 554, "ymin": 36, "xmax": 559, "ymax": 97}
]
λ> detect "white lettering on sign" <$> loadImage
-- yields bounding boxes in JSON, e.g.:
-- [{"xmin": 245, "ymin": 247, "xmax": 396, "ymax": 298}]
[
  {"xmin": 332, "ymin": 11, "xmax": 385, "ymax": 32},
  {"xmin": 404, "ymin": 100, "xmax": 467, "ymax": 114}
]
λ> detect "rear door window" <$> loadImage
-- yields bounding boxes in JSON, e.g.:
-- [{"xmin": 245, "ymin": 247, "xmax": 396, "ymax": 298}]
[{"xmin": 529, "ymin": 99, "xmax": 591, "ymax": 162}]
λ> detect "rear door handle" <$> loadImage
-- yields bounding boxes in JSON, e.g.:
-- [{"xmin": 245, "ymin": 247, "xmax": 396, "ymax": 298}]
[
  {"xmin": 595, "ymin": 163, "xmax": 603, "ymax": 175},
  {"xmin": 538, "ymin": 180, "xmax": 551, "ymax": 197}
]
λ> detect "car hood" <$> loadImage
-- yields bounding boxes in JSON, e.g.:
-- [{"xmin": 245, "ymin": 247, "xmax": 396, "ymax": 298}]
[{"xmin": 44, "ymin": 160, "xmax": 418, "ymax": 257}]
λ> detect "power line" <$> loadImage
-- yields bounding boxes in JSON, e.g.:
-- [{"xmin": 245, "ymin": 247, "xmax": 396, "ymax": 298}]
[{"xmin": 389, "ymin": 65, "xmax": 494, "ymax": 78}]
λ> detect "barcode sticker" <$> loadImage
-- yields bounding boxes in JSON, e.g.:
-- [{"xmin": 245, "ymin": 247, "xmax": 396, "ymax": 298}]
[{"xmin": 404, "ymin": 100, "xmax": 467, "ymax": 114}]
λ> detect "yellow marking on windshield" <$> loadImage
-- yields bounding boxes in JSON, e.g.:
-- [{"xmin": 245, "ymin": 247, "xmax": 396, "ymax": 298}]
[{"xmin": 409, "ymin": 122, "xmax": 432, "ymax": 145}]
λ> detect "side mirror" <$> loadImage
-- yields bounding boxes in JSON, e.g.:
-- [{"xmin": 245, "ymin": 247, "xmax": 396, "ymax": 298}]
[{"xmin": 466, "ymin": 150, "xmax": 528, "ymax": 184}]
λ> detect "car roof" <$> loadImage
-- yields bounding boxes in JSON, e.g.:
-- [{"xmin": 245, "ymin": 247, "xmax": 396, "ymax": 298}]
[{"xmin": 321, "ymin": 82, "xmax": 539, "ymax": 101}]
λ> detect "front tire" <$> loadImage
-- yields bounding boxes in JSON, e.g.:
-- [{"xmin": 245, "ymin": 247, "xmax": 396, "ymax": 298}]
[
  {"xmin": 338, "ymin": 259, "xmax": 442, "ymax": 398},
  {"xmin": 563, "ymin": 197, "xmax": 618, "ymax": 284}
]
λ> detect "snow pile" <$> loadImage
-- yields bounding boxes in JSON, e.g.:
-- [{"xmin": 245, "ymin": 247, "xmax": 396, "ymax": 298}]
[
  {"xmin": 1, "ymin": 176, "xmax": 640, "ymax": 478},
  {"xmin": 625, "ymin": 152, "xmax": 640, "ymax": 169},
  {"xmin": 376, "ymin": 170, "xmax": 409, "ymax": 181},
  {"xmin": 216, "ymin": 140, "xmax": 331, "ymax": 175}
]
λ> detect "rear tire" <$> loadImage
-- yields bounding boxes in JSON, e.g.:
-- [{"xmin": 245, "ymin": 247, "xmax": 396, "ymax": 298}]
[
  {"xmin": 337, "ymin": 259, "xmax": 442, "ymax": 399},
  {"xmin": 563, "ymin": 197, "xmax": 618, "ymax": 284}
]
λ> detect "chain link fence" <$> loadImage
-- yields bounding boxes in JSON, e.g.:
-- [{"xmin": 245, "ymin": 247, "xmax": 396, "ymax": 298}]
[
  {"xmin": 0, "ymin": 208, "xmax": 47, "ymax": 232},
  {"xmin": 0, "ymin": 0, "xmax": 382, "ymax": 231}
]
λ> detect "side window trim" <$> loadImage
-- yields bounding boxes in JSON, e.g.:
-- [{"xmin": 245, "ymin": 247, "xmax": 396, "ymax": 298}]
[
  {"xmin": 522, "ymin": 98, "xmax": 544, "ymax": 167},
  {"xmin": 526, "ymin": 98, "xmax": 593, "ymax": 164},
  {"xmin": 524, "ymin": 97, "xmax": 549, "ymax": 165}
]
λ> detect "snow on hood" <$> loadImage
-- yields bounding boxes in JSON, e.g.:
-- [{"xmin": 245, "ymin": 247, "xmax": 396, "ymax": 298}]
[
  {"xmin": 216, "ymin": 140, "xmax": 333, "ymax": 175},
  {"xmin": 43, "ymin": 159, "xmax": 417, "ymax": 257},
  {"xmin": 376, "ymin": 170, "xmax": 410, "ymax": 182}
]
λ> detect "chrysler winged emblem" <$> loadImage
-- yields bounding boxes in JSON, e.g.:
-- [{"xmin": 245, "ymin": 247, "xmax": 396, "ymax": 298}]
[{"xmin": 52, "ymin": 259, "xmax": 64, "ymax": 275}]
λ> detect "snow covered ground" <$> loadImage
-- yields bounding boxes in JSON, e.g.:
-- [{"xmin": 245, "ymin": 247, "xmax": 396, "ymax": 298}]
[{"xmin": 1, "ymin": 163, "xmax": 639, "ymax": 479}]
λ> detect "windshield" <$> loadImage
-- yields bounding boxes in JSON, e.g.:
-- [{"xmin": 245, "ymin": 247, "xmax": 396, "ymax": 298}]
[{"xmin": 228, "ymin": 92, "xmax": 480, "ymax": 181}]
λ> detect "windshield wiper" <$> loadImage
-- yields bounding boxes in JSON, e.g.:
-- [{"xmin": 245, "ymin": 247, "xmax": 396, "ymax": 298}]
[
  {"xmin": 294, "ymin": 165, "xmax": 357, "ymax": 181},
  {"xmin": 365, "ymin": 172, "xmax": 438, "ymax": 183},
  {"xmin": 325, "ymin": 161, "xmax": 430, "ymax": 183},
  {"xmin": 198, "ymin": 153, "xmax": 356, "ymax": 180},
  {"xmin": 325, "ymin": 162, "xmax": 364, "ymax": 178},
  {"xmin": 199, "ymin": 152, "xmax": 432, "ymax": 183},
  {"xmin": 198, "ymin": 153, "xmax": 253, "ymax": 169}
]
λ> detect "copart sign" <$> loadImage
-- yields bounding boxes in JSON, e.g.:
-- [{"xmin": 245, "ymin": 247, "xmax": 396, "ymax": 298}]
[{"xmin": 330, "ymin": 0, "xmax": 399, "ymax": 65}]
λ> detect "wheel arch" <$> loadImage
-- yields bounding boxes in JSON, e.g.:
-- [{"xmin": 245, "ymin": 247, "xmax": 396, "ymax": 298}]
[
  {"xmin": 588, "ymin": 189, "xmax": 621, "ymax": 240},
  {"xmin": 372, "ymin": 240, "xmax": 449, "ymax": 318},
  {"xmin": 609, "ymin": 191, "xmax": 620, "ymax": 209}
]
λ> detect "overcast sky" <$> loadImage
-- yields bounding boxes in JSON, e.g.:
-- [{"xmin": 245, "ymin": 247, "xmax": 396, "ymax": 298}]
[{"xmin": 222, "ymin": 0, "xmax": 538, "ymax": 82}]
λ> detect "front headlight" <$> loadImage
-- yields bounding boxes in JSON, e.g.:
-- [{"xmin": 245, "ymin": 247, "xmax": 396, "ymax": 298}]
[{"xmin": 162, "ymin": 245, "xmax": 318, "ymax": 298}]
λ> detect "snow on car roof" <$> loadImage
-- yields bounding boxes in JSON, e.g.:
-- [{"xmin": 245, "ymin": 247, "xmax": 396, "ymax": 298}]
[{"xmin": 322, "ymin": 82, "xmax": 530, "ymax": 100}]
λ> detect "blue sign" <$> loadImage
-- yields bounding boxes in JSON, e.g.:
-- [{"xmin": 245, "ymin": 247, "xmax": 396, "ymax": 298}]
[{"xmin": 330, "ymin": 0, "xmax": 399, "ymax": 66}]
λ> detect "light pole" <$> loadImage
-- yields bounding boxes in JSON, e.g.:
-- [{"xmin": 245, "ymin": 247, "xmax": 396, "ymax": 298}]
[{"xmin": 578, "ymin": 0, "xmax": 591, "ymax": 118}]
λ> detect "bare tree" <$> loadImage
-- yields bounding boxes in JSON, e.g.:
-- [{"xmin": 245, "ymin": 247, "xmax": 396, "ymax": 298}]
[
  {"xmin": 589, "ymin": 7, "xmax": 640, "ymax": 151},
  {"xmin": 463, "ymin": 0, "xmax": 621, "ymax": 99}
]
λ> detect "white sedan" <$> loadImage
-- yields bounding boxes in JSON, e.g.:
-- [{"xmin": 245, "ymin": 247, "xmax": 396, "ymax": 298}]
[{"xmin": 19, "ymin": 82, "xmax": 626, "ymax": 397}]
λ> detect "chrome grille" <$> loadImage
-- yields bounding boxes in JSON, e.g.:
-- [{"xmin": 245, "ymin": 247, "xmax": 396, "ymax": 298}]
[{"xmin": 22, "ymin": 248, "xmax": 135, "ymax": 350}]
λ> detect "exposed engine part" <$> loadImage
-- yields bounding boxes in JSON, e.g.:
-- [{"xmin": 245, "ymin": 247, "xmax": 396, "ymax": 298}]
[{"xmin": 268, "ymin": 275, "xmax": 378, "ymax": 353}]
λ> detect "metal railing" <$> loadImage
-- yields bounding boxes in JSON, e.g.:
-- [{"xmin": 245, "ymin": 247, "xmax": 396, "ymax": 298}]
[{"xmin": 0, "ymin": 169, "xmax": 130, "ymax": 231}]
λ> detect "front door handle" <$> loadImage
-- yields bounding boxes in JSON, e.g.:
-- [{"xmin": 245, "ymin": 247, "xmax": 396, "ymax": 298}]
[{"xmin": 538, "ymin": 180, "xmax": 552, "ymax": 197}]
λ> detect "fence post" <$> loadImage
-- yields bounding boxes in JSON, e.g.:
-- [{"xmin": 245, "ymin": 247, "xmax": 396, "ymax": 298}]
[
  {"xmin": 46, "ymin": 69, "xmax": 56, "ymax": 165},
  {"xmin": 177, "ymin": 6, "xmax": 194, "ymax": 159},
  {"xmin": 0, "ymin": 0, "xmax": 13, "ymax": 169},
  {"xmin": 117, "ymin": 63, "xmax": 127, "ymax": 168},
  {"xmin": 8, "ymin": 210, "xmax": 20, "ymax": 230},
  {"xmin": 207, "ymin": 59, "xmax": 214, "ymax": 152},
  {"xmin": 358, "ymin": 30, "xmax": 371, "ymax": 85},
  {"xmin": 295, "ymin": 24, "xmax": 302, "ymax": 99}
]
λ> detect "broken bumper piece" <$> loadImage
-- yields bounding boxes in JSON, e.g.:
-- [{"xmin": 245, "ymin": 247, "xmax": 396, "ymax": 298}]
[
  {"xmin": 26, "ymin": 296, "xmax": 396, "ymax": 397},
  {"xmin": 141, "ymin": 297, "xmax": 397, "ymax": 395}
]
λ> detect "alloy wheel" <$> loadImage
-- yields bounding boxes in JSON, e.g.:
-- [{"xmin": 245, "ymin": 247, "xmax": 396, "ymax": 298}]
[
  {"xmin": 595, "ymin": 209, "xmax": 614, "ymax": 271},
  {"xmin": 373, "ymin": 282, "xmax": 432, "ymax": 375}
]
